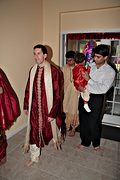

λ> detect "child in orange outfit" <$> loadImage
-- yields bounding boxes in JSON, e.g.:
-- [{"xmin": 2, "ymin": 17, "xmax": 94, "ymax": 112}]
[{"xmin": 72, "ymin": 52, "xmax": 91, "ymax": 112}]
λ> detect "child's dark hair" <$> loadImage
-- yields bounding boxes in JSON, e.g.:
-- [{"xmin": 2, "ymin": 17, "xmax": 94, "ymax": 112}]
[{"xmin": 75, "ymin": 52, "xmax": 86, "ymax": 64}]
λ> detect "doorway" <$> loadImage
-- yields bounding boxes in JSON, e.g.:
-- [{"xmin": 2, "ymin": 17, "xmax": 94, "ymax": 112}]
[{"xmin": 60, "ymin": 31, "xmax": 120, "ymax": 129}]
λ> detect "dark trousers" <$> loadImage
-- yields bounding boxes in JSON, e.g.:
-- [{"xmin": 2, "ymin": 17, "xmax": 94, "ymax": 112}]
[{"xmin": 79, "ymin": 94, "xmax": 105, "ymax": 147}]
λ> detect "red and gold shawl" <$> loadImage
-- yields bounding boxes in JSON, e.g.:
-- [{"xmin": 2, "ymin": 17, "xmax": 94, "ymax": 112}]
[{"xmin": 0, "ymin": 68, "xmax": 21, "ymax": 130}]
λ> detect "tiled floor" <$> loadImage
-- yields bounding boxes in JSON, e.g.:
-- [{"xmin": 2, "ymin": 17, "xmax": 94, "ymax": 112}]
[{"xmin": 0, "ymin": 128, "xmax": 120, "ymax": 180}]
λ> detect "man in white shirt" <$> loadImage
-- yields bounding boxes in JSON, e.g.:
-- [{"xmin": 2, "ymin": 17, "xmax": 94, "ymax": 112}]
[{"xmin": 77, "ymin": 44, "xmax": 115, "ymax": 151}]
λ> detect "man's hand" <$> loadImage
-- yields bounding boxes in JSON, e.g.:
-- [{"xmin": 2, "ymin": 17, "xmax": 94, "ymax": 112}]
[
  {"xmin": 82, "ymin": 72, "xmax": 90, "ymax": 81},
  {"xmin": 22, "ymin": 143, "xmax": 30, "ymax": 154},
  {"xmin": 24, "ymin": 110, "xmax": 28, "ymax": 116},
  {"xmin": 0, "ymin": 87, "xmax": 3, "ymax": 94},
  {"xmin": 48, "ymin": 117, "xmax": 54, "ymax": 122}
]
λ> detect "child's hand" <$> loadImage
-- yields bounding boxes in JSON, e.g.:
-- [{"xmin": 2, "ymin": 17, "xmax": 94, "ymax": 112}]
[{"xmin": 77, "ymin": 85, "xmax": 85, "ymax": 92}]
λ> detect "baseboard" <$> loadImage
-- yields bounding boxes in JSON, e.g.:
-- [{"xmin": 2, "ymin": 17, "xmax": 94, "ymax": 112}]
[
  {"xmin": 6, "ymin": 123, "xmax": 27, "ymax": 139},
  {"xmin": 102, "ymin": 125, "xmax": 120, "ymax": 142},
  {"xmin": 102, "ymin": 114, "xmax": 120, "ymax": 128}
]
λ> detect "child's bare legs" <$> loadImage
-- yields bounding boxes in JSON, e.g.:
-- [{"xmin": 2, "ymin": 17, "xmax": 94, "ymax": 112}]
[{"xmin": 81, "ymin": 88, "xmax": 91, "ymax": 112}]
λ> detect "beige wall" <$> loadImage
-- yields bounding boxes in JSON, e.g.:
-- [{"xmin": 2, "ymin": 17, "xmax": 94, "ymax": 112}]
[
  {"xmin": 61, "ymin": 7, "xmax": 120, "ymax": 32},
  {"xmin": 0, "ymin": 0, "xmax": 43, "ymax": 138},
  {"xmin": 43, "ymin": 0, "xmax": 120, "ymax": 65}
]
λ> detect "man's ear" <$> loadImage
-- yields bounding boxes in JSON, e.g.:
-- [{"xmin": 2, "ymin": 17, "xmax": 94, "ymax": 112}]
[
  {"xmin": 44, "ymin": 54, "xmax": 47, "ymax": 59},
  {"xmin": 104, "ymin": 56, "xmax": 108, "ymax": 61}
]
